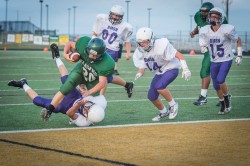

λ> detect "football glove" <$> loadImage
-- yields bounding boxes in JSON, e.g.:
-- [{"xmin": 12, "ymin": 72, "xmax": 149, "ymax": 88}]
[
  {"xmin": 134, "ymin": 72, "xmax": 143, "ymax": 80},
  {"xmin": 235, "ymin": 56, "xmax": 242, "ymax": 65},
  {"xmin": 180, "ymin": 60, "xmax": 191, "ymax": 81},
  {"xmin": 235, "ymin": 47, "xmax": 243, "ymax": 66},
  {"xmin": 182, "ymin": 69, "xmax": 191, "ymax": 81},
  {"xmin": 201, "ymin": 46, "xmax": 208, "ymax": 54}
]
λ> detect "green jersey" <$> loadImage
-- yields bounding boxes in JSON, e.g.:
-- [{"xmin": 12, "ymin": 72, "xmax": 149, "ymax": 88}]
[
  {"xmin": 59, "ymin": 36, "xmax": 115, "ymax": 96},
  {"xmin": 194, "ymin": 11, "xmax": 228, "ymax": 29}
]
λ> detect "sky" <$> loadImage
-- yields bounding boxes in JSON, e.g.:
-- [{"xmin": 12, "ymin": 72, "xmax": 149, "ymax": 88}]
[{"xmin": 0, "ymin": 0, "xmax": 249, "ymax": 36}]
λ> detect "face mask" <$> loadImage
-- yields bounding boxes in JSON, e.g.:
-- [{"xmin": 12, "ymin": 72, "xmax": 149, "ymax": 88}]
[{"xmin": 210, "ymin": 21, "xmax": 216, "ymax": 26}]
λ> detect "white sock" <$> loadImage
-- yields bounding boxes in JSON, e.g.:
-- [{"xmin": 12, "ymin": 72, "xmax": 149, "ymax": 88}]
[
  {"xmin": 55, "ymin": 58, "xmax": 63, "ymax": 67},
  {"xmin": 223, "ymin": 93, "xmax": 229, "ymax": 96},
  {"xmin": 23, "ymin": 84, "xmax": 31, "ymax": 92},
  {"xmin": 201, "ymin": 89, "xmax": 208, "ymax": 97},
  {"xmin": 160, "ymin": 107, "xmax": 167, "ymax": 113},
  {"xmin": 168, "ymin": 99, "xmax": 176, "ymax": 107}
]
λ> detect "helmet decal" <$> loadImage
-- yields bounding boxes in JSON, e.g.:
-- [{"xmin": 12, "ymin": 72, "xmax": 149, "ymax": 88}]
[
  {"xmin": 85, "ymin": 38, "xmax": 106, "ymax": 62},
  {"xmin": 136, "ymin": 27, "xmax": 155, "ymax": 52}
]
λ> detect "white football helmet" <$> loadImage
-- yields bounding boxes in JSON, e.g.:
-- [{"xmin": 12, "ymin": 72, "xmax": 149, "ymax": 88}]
[
  {"xmin": 109, "ymin": 5, "xmax": 124, "ymax": 25},
  {"xmin": 136, "ymin": 27, "xmax": 155, "ymax": 52},
  {"xmin": 208, "ymin": 7, "xmax": 225, "ymax": 26},
  {"xmin": 70, "ymin": 113, "xmax": 92, "ymax": 127},
  {"xmin": 87, "ymin": 104, "xmax": 105, "ymax": 123}
]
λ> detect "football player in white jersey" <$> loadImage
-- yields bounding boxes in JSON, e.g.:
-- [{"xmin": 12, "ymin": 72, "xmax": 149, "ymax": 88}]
[
  {"xmin": 133, "ymin": 27, "xmax": 191, "ymax": 121},
  {"xmin": 92, "ymin": 5, "xmax": 133, "ymax": 75},
  {"xmin": 199, "ymin": 7, "xmax": 243, "ymax": 115},
  {"xmin": 91, "ymin": 5, "xmax": 134, "ymax": 98}
]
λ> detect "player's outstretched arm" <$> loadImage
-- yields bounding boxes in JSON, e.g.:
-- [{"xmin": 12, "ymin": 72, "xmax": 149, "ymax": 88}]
[
  {"xmin": 175, "ymin": 52, "xmax": 191, "ymax": 81},
  {"xmin": 235, "ymin": 37, "xmax": 243, "ymax": 65}
]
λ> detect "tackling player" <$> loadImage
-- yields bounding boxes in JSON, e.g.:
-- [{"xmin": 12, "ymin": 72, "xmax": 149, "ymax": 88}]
[
  {"xmin": 47, "ymin": 37, "xmax": 114, "ymax": 117},
  {"xmin": 63, "ymin": 37, "xmax": 134, "ymax": 98},
  {"xmin": 133, "ymin": 27, "xmax": 191, "ymax": 121},
  {"xmin": 8, "ymin": 46, "xmax": 107, "ymax": 126},
  {"xmin": 199, "ymin": 7, "xmax": 243, "ymax": 114}
]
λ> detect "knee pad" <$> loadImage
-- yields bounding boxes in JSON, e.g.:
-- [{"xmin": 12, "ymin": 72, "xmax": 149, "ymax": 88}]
[
  {"xmin": 212, "ymin": 79, "xmax": 220, "ymax": 91},
  {"xmin": 147, "ymin": 88, "xmax": 159, "ymax": 101}
]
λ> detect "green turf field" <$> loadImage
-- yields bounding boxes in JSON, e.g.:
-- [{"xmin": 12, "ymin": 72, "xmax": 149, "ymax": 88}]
[{"xmin": 0, "ymin": 50, "xmax": 249, "ymax": 131}]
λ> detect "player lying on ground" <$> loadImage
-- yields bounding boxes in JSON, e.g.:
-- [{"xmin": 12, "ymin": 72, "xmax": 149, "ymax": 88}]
[{"xmin": 8, "ymin": 45, "xmax": 106, "ymax": 127}]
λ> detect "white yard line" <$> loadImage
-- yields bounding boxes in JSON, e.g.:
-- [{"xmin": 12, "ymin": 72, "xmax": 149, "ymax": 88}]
[
  {"xmin": 0, "ymin": 118, "xmax": 249, "ymax": 134},
  {"xmin": 0, "ymin": 95, "xmax": 250, "ymax": 106}
]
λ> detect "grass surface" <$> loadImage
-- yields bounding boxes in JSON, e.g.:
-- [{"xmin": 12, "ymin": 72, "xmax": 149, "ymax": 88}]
[{"xmin": 0, "ymin": 50, "xmax": 249, "ymax": 131}]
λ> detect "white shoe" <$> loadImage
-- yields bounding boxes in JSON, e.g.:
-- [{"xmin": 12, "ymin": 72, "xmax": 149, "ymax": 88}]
[
  {"xmin": 224, "ymin": 107, "xmax": 231, "ymax": 113},
  {"xmin": 152, "ymin": 111, "xmax": 169, "ymax": 122},
  {"xmin": 169, "ymin": 103, "xmax": 178, "ymax": 119},
  {"xmin": 218, "ymin": 111, "xmax": 225, "ymax": 115}
]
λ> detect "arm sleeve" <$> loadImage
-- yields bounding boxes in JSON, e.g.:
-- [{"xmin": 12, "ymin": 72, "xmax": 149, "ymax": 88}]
[
  {"xmin": 163, "ymin": 42, "xmax": 177, "ymax": 61},
  {"xmin": 133, "ymin": 49, "xmax": 147, "ymax": 69},
  {"xmin": 228, "ymin": 26, "xmax": 238, "ymax": 42},
  {"xmin": 123, "ymin": 24, "xmax": 133, "ymax": 42},
  {"xmin": 199, "ymin": 27, "xmax": 208, "ymax": 47},
  {"xmin": 157, "ymin": 38, "xmax": 177, "ymax": 61},
  {"xmin": 194, "ymin": 11, "xmax": 200, "ymax": 25},
  {"xmin": 92, "ymin": 14, "xmax": 106, "ymax": 35}
]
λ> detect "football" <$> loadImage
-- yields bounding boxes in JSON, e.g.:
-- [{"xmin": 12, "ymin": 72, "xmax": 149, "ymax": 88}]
[{"xmin": 69, "ymin": 49, "xmax": 80, "ymax": 62}]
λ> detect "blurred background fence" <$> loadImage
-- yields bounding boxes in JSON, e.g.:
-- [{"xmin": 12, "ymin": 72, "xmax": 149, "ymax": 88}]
[{"xmin": 0, "ymin": 21, "xmax": 249, "ymax": 54}]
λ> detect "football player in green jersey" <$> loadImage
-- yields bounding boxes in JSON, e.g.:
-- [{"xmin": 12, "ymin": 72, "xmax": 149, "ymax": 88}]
[
  {"xmin": 48, "ymin": 37, "xmax": 115, "ymax": 114},
  {"xmin": 190, "ymin": 2, "xmax": 229, "ymax": 106},
  {"xmin": 64, "ymin": 36, "xmax": 134, "ymax": 98}
]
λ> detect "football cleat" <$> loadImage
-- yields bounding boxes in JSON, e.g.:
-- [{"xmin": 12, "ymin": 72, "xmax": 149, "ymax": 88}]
[
  {"xmin": 218, "ymin": 100, "xmax": 226, "ymax": 115},
  {"xmin": 169, "ymin": 103, "xmax": 179, "ymax": 119},
  {"xmin": 193, "ymin": 95, "xmax": 207, "ymax": 106},
  {"xmin": 224, "ymin": 94, "xmax": 232, "ymax": 113},
  {"xmin": 125, "ymin": 82, "xmax": 134, "ymax": 98},
  {"xmin": 50, "ymin": 43, "xmax": 60, "ymax": 59},
  {"xmin": 8, "ymin": 78, "xmax": 28, "ymax": 88},
  {"xmin": 40, "ymin": 108, "xmax": 52, "ymax": 122},
  {"xmin": 216, "ymin": 94, "xmax": 232, "ymax": 107},
  {"xmin": 152, "ymin": 111, "xmax": 169, "ymax": 122}
]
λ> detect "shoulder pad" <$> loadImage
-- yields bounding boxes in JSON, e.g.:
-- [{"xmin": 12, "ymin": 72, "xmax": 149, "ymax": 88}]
[
  {"xmin": 96, "ymin": 14, "xmax": 108, "ymax": 21},
  {"xmin": 154, "ymin": 38, "xmax": 169, "ymax": 55}
]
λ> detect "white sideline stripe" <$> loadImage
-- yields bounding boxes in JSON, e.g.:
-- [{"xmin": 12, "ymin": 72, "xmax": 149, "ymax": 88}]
[
  {"xmin": 0, "ymin": 118, "xmax": 249, "ymax": 134},
  {"xmin": 0, "ymin": 95, "xmax": 250, "ymax": 106}
]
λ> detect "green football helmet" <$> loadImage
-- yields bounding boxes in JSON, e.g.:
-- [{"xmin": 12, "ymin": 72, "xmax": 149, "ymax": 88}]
[
  {"xmin": 200, "ymin": 2, "xmax": 214, "ymax": 20},
  {"xmin": 85, "ymin": 38, "xmax": 106, "ymax": 62}
]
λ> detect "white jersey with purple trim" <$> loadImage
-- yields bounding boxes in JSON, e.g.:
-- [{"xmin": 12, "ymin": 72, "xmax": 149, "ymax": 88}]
[
  {"xmin": 133, "ymin": 38, "xmax": 180, "ymax": 75},
  {"xmin": 199, "ymin": 24, "xmax": 238, "ymax": 63},
  {"xmin": 93, "ymin": 14, "xmax": 133, "ymax": 51},
  {"xmin": 73, "ymin": 95, "xmax": 107, "ymax": 111},
  {"xmin": 70, "ymin": 95, "xmax": 107, "ymax": 127}
]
